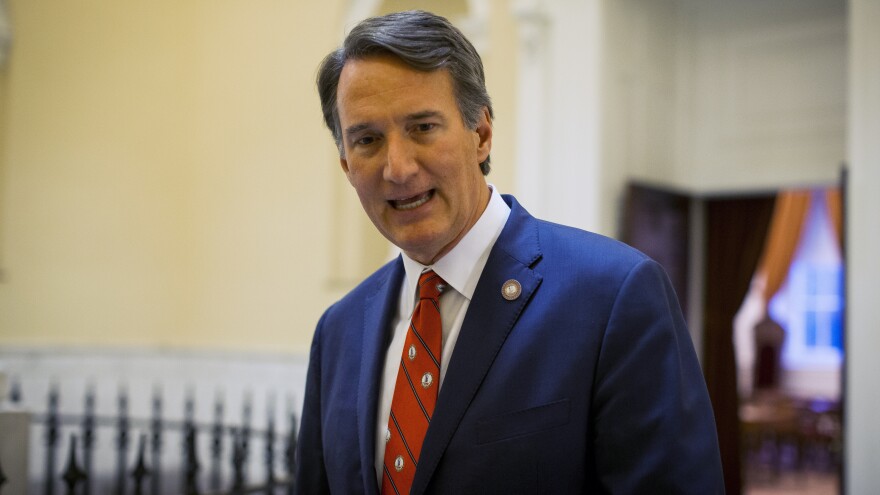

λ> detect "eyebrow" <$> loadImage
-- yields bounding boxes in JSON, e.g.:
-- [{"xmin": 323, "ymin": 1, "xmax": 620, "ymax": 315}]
[
  {"xmin": 343, "ymin": 123, "xmax": 373, "ymax": 138},
  {"xmin": 406, "ymin": 110, "xmax": 444, "ymax": 122},
  {"xmin": 343, "ymin": 110, "xmax": 447, "ymax": 138}
]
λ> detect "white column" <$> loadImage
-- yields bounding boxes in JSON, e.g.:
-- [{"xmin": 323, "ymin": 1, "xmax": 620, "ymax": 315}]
[
  {"xmin": 513, "ymin": 0, "xmax": 604, "ymax": 234},
  {"xmin": 512, "ymin": 0, "xmax": 550, "ymax": 220},
  {"xmin": 846, "ymin": 0, "xmax": 880, "ymax": 492}
]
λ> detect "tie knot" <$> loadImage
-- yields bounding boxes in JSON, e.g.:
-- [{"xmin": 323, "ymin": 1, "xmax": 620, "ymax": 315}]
[{"xmin": 417, "ymin": 270, "xmax": 447, "ymax": 301}]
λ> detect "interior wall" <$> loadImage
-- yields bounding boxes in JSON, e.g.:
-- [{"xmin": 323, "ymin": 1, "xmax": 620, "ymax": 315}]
[
  {"xmin": 483, "ymin": 0, "xmax": 518, "ymax": 198},
  {"xmin": 0, "ymin": 19, "xmax": 8, "ymax": 275},
  {"xmin": 675, "ymin": 0, "xmax": 846, "ymax": 192},
  {"xmin": 604, "ymin": 0, "xmax": 847, "ymax": 196},
  {"xmin": 601, "ymin": 0, "xmax": 679, "ymax": 235},
  {"xmin": 0, "ymin": 1, "xmax": 348, "ymax": 354}
]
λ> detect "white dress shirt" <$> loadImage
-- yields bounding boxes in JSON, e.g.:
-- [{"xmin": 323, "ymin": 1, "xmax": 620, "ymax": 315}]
[{"xmin": 374, "ymin": 185, "xmax": 511, "ymax": 483}]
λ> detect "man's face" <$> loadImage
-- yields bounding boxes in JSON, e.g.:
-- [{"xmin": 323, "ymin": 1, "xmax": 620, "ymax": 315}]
[{"xmin": 336, "ymin": 54, "xmax": 492, "ymax": 265}]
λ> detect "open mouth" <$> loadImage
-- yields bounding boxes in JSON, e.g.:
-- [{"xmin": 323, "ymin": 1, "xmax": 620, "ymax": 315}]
[{"xmin": 390, "ymin": 190, "xmax": 434, "ymax": 210}]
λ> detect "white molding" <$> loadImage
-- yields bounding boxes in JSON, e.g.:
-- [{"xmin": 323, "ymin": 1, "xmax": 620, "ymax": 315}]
[
  {"xmin": 512, "ymin": 0, "xmax": 551, "ymax": 222},
  {"xmin": 512, "ymin": 0, "xmax": 604, "ymax": 234},
  {"xmin": 457, "ymin": 0, "xmax": 491, "ymax": 54},
  {"xmin": 0, "ymin": 346, "xmax": 308, "ymax": 419}
]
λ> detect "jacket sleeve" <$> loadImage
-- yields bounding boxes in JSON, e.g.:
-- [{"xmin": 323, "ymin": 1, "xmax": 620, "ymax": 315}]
[
  {"xmin": 294, "ymin": 311, "xmax": 332, "ymax": 495},
  {"xmin": 592, "ymin": 259, "xmax": 725, "ymax": 494}
]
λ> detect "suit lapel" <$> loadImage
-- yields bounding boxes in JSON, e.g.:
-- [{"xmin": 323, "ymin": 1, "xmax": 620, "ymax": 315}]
[
  {"xmin": 412, "ymin": 196, "xmax": 544, "ymax": 494},
  {"xmin": 357, "ymin": 258, "xmax": 405, "ymax": 495}
]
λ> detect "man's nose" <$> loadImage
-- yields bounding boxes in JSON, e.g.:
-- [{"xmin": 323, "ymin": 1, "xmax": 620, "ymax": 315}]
[{"xmin": 382, "ymin": 135, "xmax": 419, "ymax": 184}]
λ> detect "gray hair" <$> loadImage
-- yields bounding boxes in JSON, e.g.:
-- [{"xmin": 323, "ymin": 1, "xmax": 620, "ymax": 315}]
[{"xmin": 317, "ymin": 10, "xmax": 494, "ymax": 175}]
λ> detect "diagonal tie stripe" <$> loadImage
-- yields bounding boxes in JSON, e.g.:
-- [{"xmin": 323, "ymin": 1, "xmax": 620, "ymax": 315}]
[
  {"xmin": 382, "ymin": 465, "xmax": 402, "ymax": 495},
  {"xmin": 400, "ymin": 359, "xmax": 431, "ymax": 422},
  {"xmin": 408, "ymin": 320, "xmax": 441, "ymax": 370},
  {"xmin": 382, "ymin": 270, "xmax": 446, "ymax": 495},
  {"xmin": 389, "ymin": 411, "xmax": 418, "ymax": 465}
]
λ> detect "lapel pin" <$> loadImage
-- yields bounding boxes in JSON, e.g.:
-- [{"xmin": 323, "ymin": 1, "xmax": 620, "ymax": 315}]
[{"xmin": 501, "ymin": 279, "xmax": 522, "ymax": 301}]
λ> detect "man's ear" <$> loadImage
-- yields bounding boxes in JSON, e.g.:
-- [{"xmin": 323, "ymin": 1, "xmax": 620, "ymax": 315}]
[{"xmin": 474, "ymin": 107, "xmax": 493, "ymax": 164}]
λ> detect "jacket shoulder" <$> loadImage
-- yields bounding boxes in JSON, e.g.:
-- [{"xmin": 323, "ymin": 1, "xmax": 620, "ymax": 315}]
[{"xmin": 534, "ymin": 218, "xmax": 650, "ymax": 271}]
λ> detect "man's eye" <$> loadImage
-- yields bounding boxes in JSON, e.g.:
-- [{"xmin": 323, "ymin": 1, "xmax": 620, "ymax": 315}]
[
  {"xmin": 416, "ymin": 123, "xmax": 436, "ymax": 133},
  {"xmin": 356, "ymin": 136, "xmax": 376, "ymax": 146}
]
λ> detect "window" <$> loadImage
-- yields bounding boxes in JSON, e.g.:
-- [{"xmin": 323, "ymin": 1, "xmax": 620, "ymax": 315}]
[{"xmin": 769, "ymin": 191, "xmax": 843, "ymax": 377}]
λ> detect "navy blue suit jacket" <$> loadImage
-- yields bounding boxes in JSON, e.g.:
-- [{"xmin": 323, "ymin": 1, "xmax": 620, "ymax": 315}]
[{"xmin": 295, "ymin": 195, "xmax": 724, "ymax": 494}]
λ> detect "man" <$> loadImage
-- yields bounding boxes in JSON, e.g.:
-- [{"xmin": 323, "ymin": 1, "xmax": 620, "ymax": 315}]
[{"xmin": 296, "ymin": 10, "xmax": 724, "ymax": 494}]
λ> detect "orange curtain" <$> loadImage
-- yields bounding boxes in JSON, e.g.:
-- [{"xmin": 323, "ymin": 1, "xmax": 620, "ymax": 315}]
[
  {"xmin": 825, "ymin": 187, "xmax": 844, "ymax": 250},
  {"xmin": 756, "ymin": 190, "xmax": 813, "ymax": 302}
]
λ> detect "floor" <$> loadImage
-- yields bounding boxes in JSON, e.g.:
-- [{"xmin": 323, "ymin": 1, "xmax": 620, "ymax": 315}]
[
  {"xmin": 746, "ymin": 470, "xmax": 839, "ymax": 495},
  {"xmin": 743, "ymin": 437, "xmax": 841, "ymax": 495},
  {"xmin": 740, "ymin": 394, "xmax": 842, "ymax": 495}
]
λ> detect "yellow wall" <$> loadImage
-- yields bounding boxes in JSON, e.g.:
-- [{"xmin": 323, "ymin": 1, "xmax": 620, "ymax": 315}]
[
  {"xmin": 0, "ymin": 1, "xmax": 345, "ymax": 353},
  {"xmin": 0, "ymin": 30, "xmax": 8, "ymax": 274},
  {"xmin": 485, "ymin": 0, "xmax": 518, "ymax": 196},
  {"xmin": 0, "ymin": 2, "xmax": 518, "ymax": 354}
]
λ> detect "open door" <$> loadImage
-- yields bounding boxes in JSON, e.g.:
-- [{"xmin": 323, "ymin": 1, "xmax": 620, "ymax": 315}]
[
  {"xmin": 624, "ymin": 179, "xmax": 846, "ymax": 495},
  {"xmin": 623, "ymin": 182, "xmax": 776, "ymax": 494}
]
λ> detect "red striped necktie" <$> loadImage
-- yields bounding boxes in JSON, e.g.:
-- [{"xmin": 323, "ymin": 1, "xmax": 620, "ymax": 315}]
[{"xmin": 381, "ymin": 270, "xmax": 447, "ymax": 495}]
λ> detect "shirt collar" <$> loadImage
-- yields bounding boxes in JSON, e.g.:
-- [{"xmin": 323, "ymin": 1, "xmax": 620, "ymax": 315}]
[{"xmin": 401, "ymin": 184, "xmax": 511, "ymax": 302}]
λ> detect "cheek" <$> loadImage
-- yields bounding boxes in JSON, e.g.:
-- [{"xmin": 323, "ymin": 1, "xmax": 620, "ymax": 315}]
[
  {"xmin": 351, "ymin": 181, "xmax": 387, "ymax": 214},
  {"xmin": 345, "ymin": 168, "xmax": 370, "ymax": 192},
  {"xmin": 345, "ymin": 171, "xmax": 358, "ymax": 189}
]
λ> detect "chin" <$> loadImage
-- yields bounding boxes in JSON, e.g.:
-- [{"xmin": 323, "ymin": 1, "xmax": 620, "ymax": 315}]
[{"xmin": 394, "ymin": 237, "xmax": 443, "ymax": 261}]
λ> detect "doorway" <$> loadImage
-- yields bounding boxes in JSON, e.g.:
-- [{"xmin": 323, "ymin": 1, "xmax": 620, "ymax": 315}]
[{"xmin": 623, "ymin": 182, "xmax": 845, "ymax": 495}]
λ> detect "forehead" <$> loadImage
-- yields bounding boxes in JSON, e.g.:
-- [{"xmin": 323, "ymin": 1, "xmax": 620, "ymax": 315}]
[{"xmin": 336, "ymin": 55, "xmax": 458, "ymax": 123}]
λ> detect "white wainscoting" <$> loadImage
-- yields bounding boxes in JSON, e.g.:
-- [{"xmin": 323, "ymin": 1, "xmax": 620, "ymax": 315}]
[{"xmin": 0, "ymin": 346, "xmax": 309, "ymax": 493}]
